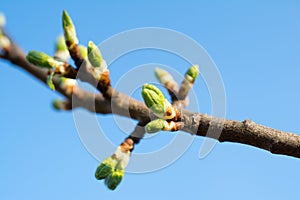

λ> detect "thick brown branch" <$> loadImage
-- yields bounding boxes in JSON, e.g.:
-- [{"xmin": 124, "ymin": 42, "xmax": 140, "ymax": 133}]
[
  {"xmin": 182, "ymin": 112, "xmax": 300, "ymax": 158},
  {"xmin": 2, "ymin": 36, "xmax": 300, "ymax": 159}
]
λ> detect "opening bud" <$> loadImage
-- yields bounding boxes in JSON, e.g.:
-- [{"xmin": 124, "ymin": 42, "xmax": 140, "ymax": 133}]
[
  {"xmin": 105, "ymin": 168, "xmax": 124, "ymax": 191},
  {"xmin": 142, "ymin": 84, "xmax": 165, "ymax": 115},
  {"xmin": 95, "ymin": 156, "xmax": 117, "ymax": 180}
]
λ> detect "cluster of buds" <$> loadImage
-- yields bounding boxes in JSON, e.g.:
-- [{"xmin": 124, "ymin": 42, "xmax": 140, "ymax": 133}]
[
  {"xmin": 142, "ymin": 84, "xmax": 182, "ymax": 133},
  {"xmin": 22, "ymin": 8, "xmax": 201, "ymax": 190},
  {"xmin": 25, "ymin": 11, "xmax": 111, "ymax": 96},
  {"xmin": 10, "ymin": 8, "xmax": 202, "ymax": 191},
  {"xmin": 143, "ymin": 65, "xmax": 199, "ymax": 133},
  {"xmin": 95, "ymin": 138, "xmax": 133, "ymax": 190},
  {"xmin": 142, "ymin": 84, "xmax": 178, "ymax": 119},
  {"xmin": 24, "ymin": 11, "xmax": 82, "ymax": 92}
]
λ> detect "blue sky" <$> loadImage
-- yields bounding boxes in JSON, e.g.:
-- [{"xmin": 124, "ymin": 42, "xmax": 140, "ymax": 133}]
[{"xmin": 1, "ymin": 1, "xmax": 300, "ymax": 200}]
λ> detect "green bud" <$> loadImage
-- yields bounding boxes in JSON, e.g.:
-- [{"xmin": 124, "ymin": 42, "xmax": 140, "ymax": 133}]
[
  {"xmin": 105, "ymin": 168, "xmax": 124, "ymax": 190},
  {"xmin": 27, "ymin": 51, "xmax": 64, "ymax": 69},
  {"xmin": 78, "ymin": 45, "xmax": 87, "ymax": 59},
  {"xmin": 62, "ymin": 10, "xmax": 78, "ymax": 45},
  {"xmin": 87, "ymin": 41, "xmax": 102, "ymax": 68},
  {"xmin": 142, "ymin": 84, "xmax": 165, "ymax": 115},
  {"xmin": 0, "ymin": 13, "xmax": 6, "ymax": 27},
  {"xmin": 95, "ymin": 157, "xmax": 117, "ymax": 180},
  {"xmin": 185, "ymin": 65, "xmax": 199, "ymax": 82},
  {"xmin": 55, "ymin": 35, "xmax": 67, "ymax": 52},
  {"xmin": 145, "ymin": 119, "xmax": 166, "ymax": 133},
  {"xmin": 27, "ymin": 51, "xmax": 54, "ymax": 69}
]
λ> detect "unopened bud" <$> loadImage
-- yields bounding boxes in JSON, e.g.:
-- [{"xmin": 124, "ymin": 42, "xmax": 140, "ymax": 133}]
[
  {"xmin": 87, "ymin": 41, "xmax": 102, "ymax": 68},
  {"xmin": 185, "ymin": 65, "xmax": 199, "ymax": 83},
  {"xmin": 142, "ymin": 84, "xmax": 165, "ymax": 115},
  {"xmin": 145, "ymin": 119, "xmax": 166, "ymax": 133},
  {"xmin": 27, "ymin": 51, "xmax": 64, "ymax": 69},
  {"xmin": 62, "ymin": 10, "xmax": 78, "ymax": 46}
]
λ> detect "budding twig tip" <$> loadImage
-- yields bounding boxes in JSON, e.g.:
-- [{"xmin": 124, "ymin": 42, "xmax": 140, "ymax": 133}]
[
  {"xmin": 27, "ymin": 50, "xmax": 64, "ymax": 69},
  {"xmin": 62, "ymin": 10, "xmax": 78, "ymax": 45},
  {"xmin": 186, "ymin": 65, "xmax": 199, "ymax": 81},
  {"xmin": 62, "ymin": 10, "xmax": 71, "ymax": 26},
  {"xmin": 87, "ymin": 40, "xmax": 103, "ymax": 68}
]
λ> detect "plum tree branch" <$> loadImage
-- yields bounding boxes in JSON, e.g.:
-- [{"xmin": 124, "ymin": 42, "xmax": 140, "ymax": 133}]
[{"xmin": 1, "ymin": 29, "xmax": 300, "ymax": 159}]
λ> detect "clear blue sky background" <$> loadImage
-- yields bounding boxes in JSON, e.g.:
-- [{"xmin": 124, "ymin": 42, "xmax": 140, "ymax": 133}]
[{"xmin": 1, "ymin": 1, "xmax": 300, "ymax": 200}]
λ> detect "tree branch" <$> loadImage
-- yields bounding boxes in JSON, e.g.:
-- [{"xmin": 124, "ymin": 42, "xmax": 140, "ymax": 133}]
[
  {"xmin": 1, "ymin": 30, "xmax": 300, "ymax": 159},
  {"xmin": 182, "ymin": 112, "xmax": 300, "ymax": 158}
]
